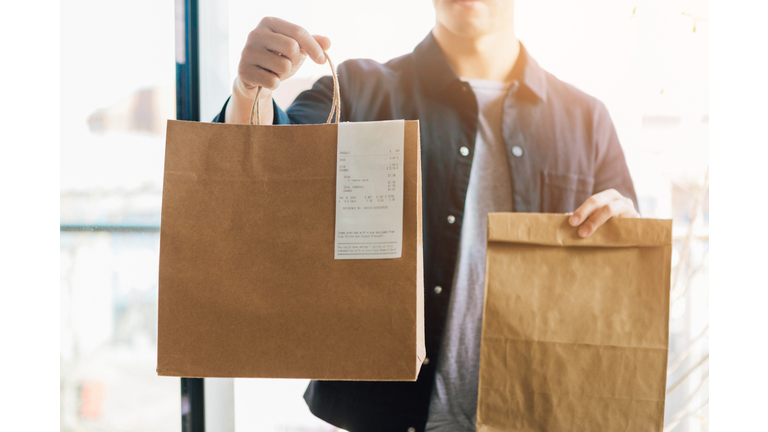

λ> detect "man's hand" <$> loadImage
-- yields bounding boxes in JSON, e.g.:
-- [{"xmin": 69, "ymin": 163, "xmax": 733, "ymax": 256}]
[
  {"xmin": 568, "ymin": 189, "xmax": 640, "ymax": 238},
  {"xmin": 225, "ymin": 17, "xmax": 331, "ymax": 124}
]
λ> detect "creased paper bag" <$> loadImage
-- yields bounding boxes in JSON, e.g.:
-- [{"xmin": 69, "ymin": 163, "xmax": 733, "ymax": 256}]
[
  {"xmin": 157, "ymin": 119, "xmax": 424, "ymax": 380},
  {"xmin": 477, "ymin": 213, "xmax": 672, "ymax": 432},
  {"xmin": 157, "ymin": 61, "xmax": 424, "ymax": 380}
]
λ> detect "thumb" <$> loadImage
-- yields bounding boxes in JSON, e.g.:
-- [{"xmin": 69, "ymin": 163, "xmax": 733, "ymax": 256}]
[{"xmin": 312, "ymin": 35, "xmax": 332, "ymax": 56}]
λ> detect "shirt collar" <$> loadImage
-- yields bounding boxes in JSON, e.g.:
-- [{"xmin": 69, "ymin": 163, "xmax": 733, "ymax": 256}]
[{"xmin": 413, "ymin": 31, "xmax": 548, "ymax": 103}]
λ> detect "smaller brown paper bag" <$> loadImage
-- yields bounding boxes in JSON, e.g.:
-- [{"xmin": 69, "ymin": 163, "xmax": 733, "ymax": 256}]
[{"xmin": 477, "ymin": 213, "xmax": 672, "ymax": 432}]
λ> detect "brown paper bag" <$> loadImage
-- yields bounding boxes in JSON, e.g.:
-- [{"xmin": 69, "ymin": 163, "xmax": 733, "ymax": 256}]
[
  {"xmin": 477, "ymin": 213, "xmax": 672, "ymax": 431},
  {"xmin": 157, "ymin": 63, "xmax": 425, "ymax": 380}
]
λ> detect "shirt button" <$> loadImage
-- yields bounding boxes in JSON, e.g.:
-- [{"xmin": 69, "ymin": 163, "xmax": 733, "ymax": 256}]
[
  {"xmin": 459, "ymin": 146, "xmax": 469, "ymax": 157},
  {"xmin": 447, "ymin": 215, "xmax": 456, "ymax": 224},
  {"xmin": 461, "ymin": 83, "xmax": 469, "ymax": 92},
  {"xmin": 408, "ymin": 428, "xmax": 416, "ymax": 432},
  {"xmin": 434, "ymin": 286, "xmax": 442, "ymax": 294},
  {"xmin": 423, "ymin": 357, "xmax": 430, "ymax": 365},
  {"xmin": 511, "ymin": 145, "xmax": 524, "ymax": 157}
]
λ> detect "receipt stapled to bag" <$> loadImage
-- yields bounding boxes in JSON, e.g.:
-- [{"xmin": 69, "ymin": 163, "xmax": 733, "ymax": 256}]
[{"xmin": 334, "ymin": 120, "xmax": 405, "ymax": 260}]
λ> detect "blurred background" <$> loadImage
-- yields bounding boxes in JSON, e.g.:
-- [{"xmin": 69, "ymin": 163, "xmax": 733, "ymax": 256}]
[{"xmin": 60, "ymin": 0, "xmax": 709, "ymax": 430}]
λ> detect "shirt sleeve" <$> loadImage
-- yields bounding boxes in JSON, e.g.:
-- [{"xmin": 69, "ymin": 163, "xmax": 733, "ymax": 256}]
[
  {"xmin": 286, "ymin": 75, "xmax": 342, "ymax": 124},
  {"xmin": 592, "ymin": 101, "xmax": 640, "ymax": 213}
]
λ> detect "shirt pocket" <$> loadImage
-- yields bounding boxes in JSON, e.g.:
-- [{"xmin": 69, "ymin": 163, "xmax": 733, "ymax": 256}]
[{"xmin": 540, "ymin": 170, "xmax": 595, "ymax": 213}]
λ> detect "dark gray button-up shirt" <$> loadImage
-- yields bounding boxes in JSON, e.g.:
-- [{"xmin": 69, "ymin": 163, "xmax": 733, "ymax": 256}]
[{"xmin": 214, "ymin": 31, "xmax": 638, "ymax": 432}]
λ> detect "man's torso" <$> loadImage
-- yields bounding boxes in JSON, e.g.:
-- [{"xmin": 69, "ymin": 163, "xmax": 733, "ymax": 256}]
[{"xmin": 214, "ymin": 31, "xmax": 638, "ymax": 432}]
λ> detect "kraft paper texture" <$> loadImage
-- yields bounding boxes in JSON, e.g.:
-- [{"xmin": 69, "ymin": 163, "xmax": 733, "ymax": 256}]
[
  {"xmin": 477, "ymin": 213, "xmax": 672, "ymax": 432},
  {"xmin": 157, "ymin": 120, "xmax": 425, "ymax": 380}
]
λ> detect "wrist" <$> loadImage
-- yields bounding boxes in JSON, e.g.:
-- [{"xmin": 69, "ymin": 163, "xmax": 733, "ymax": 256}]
[{"xmin": 227, "ymin": 76, "xmax": 274, "ymax": 125}]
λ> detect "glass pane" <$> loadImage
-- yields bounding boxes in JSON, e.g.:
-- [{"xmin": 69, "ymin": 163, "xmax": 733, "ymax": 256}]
[
  {"xmin": 61, "ymin": 231, "xmax": 180, "ymax": 431},
  {"xmin": 234, "ymin": 379, "xmax": 337, "ymax": 432},
  {"xmin": 61, "ymin": 0, "xmax": 178, "ymax": 429}
]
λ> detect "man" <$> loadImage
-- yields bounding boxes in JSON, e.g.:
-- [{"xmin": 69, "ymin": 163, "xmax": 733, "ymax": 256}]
[{"xmin": 215, "ymin": 0, "xmax": 640, "ymax": 430}]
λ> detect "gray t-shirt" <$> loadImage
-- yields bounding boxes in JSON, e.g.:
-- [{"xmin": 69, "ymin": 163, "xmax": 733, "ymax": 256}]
[{"xmin": 425, "ymin": 79, "xmax": 514, "ymax": 431}]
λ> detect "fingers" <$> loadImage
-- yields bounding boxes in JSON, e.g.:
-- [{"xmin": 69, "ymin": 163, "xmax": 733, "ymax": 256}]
[
  {"xmin": 569, "ymin": 189, "xmax": 618, "ymax": 227},
  {"xmin": 313, "ymin": 35, "xmax": 332, "ymax": 53},
  {"xmin": 577, "ymin": 200, "xmax": 619, "ymax": 238},
  {"xmin": 569, "ymin": 189, "xmax": 640, "ymax": 238},
  {"xmin": 237, "ymin": 55, "xmax": 281, "ymax": 92},
  {"xmin": 251, "ymin": 67, "xmax": 281, "ymax": 91},
  {"xmin": 256, "ymin": 49, "xmax": 294, "ymax": 79},
  {"xmin": 237, "ymin": 17, "xmax": 330, "ymax": 97},
  {"xmin": 263, "ymin": 32, "xmax": 304, "ymax": 66},
  {"xmin": 263, "ymin": 17, "xmax": 327, "ymax": 64}
]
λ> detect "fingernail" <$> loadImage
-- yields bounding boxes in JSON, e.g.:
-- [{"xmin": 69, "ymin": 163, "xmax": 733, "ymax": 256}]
[
  {"xmin": 579, "ymin": 227, "xmax": 588, "ymax": 237},
  {"xmin": 569, "ymin": 215, "xmax": 579, "ymax": 226},
  {"xmin": 317, "ymin": 53, "xmax": 326, "ymax": 63}
]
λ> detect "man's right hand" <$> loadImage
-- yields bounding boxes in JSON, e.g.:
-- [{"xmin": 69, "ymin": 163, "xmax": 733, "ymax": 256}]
[{"xmin": 225, "ymin": 17, "xmax": 331, "ymax": 124}]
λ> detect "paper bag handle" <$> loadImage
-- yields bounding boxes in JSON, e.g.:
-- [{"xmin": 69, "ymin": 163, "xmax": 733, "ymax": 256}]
[{"xmin": 249, "ymin": 51, "xmax": 340, "ymax": 126}]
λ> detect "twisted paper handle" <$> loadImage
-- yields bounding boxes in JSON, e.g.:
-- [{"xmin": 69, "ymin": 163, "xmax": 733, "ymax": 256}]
[{"xmin": 249, "ymin": 52, "xmax": 340, "ymax": 125}]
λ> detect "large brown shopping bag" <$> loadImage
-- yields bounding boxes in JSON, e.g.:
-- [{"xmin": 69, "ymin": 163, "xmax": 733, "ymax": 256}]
[
  {"xmin": 477, "ymin": 213, "xmax": 672, "ymax": 431},
  {"xmin": 157, "ymin": 56, "xmax": 425, "ymax": 380}
]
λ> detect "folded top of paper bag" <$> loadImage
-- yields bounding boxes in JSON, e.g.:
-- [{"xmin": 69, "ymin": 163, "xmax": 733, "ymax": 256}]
[{"xmin": 487, "ymin": 213, "xmax": 672, "ymax": 248}]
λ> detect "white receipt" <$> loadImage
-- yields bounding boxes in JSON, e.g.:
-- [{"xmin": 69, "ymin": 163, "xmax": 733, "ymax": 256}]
[{"xmin": 334, "ymin": 120, "xmax": 405, "ymax": 260}]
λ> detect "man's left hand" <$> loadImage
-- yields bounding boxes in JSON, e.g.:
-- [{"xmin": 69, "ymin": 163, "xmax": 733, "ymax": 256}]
[{"xmin": 568, "ymin": 189, "xmax": 640, "ymax": 238}]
